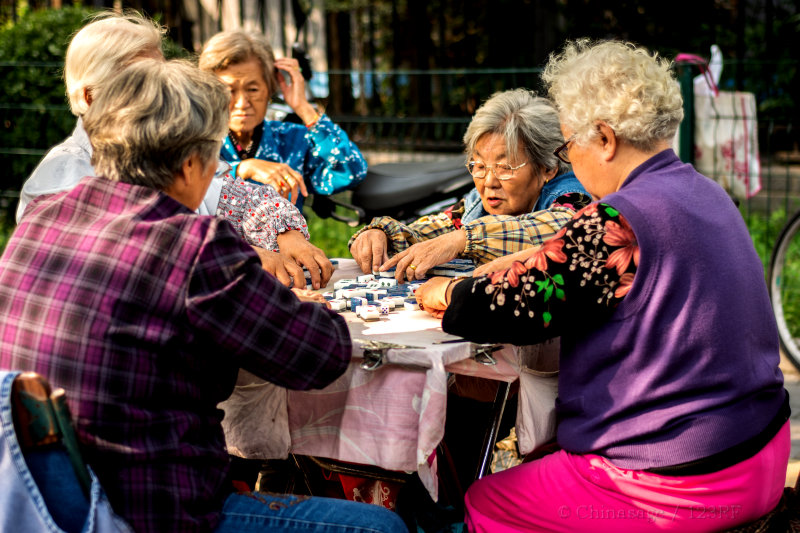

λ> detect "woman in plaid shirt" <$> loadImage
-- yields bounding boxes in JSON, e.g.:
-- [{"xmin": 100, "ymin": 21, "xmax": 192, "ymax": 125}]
[
  {"xmin": 350, "ymin": 89, "xmax": 591, "ymax": 282},
  {"xmin": 0, "ymin": 58, "xmax": 406, "ymax": 533}
]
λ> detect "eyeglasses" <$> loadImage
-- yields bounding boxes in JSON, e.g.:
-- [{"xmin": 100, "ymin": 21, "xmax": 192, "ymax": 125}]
[
  {"xmin": 553, "ymin": 135, "xmax": 576, "ymax": 164},
  {"xmin": 465, "ymin": 161, "xmax": 527, "ymax": 180}
]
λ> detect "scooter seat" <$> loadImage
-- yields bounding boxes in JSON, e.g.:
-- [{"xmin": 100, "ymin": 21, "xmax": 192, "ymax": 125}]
[{"xmin": 353, "ymin": 155, "xmax": 472, "ymax": 211}]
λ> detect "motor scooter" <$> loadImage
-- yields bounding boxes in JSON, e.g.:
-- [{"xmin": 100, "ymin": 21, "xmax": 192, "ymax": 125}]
[{"xmin": 309, "ymin": 156, "xmax": 474, "ymax": 227}]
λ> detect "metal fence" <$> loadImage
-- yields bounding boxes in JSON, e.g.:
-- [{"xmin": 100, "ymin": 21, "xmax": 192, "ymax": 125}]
[{"xmin": 3, "ymin": 63, "xmax": 800, "ymax": 263}]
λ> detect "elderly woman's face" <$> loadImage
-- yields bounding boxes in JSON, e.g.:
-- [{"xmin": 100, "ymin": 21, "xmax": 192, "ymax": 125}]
[
  {"xmin": 216, "ymin": 58, "xmax": 270, "ymax": 136},
  {"xmin": 471, "ymin": 133, "xmax": 544, "ymax": 216}
]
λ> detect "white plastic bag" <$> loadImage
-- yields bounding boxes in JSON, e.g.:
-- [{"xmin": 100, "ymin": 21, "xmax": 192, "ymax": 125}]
[{"xmin": 690, "ymin": 45, "xmax": 763, "ymax": 199}]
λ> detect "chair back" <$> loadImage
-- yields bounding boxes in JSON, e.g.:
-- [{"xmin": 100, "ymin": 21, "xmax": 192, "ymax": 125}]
[{"xmin": 0, "ymin": 370, "xmax": 133, "ymax": 533}]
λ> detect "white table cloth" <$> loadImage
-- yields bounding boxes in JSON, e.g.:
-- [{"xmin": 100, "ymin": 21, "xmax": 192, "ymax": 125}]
[{"xmin": 219, "ymin": 259, "xmax": 558, "ymax": 499}]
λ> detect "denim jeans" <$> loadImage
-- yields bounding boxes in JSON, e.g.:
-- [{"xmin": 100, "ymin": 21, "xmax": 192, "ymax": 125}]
[{"xmin": 215, "ymin": 491, "xmax": 408, "ymax": 533}]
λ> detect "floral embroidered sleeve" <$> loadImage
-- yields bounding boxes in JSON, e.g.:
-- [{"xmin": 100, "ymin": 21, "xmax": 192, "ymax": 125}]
[
  {"xmin": 216, "ymin": 174, "xmax": 309, "ymax": 252},
  {"xmin": 462, "ymin": 192, "xmax": 593, "ymax": 264},
  {"xmin": 303, "ymin": 114, "xmax": 368, "ymax": 195},
  {"xmin": 347, "ymin": 199, "xmax": 467, "ymax": 255},
  {"xmin": 442, "ymin": 202, "xmax": 639, "ymax": 346}
]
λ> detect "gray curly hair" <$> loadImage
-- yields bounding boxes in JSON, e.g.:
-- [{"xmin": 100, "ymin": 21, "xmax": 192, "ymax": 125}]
[{"xmin": 542, "ymin": 39, "xmax": 684, "ymax": 152}]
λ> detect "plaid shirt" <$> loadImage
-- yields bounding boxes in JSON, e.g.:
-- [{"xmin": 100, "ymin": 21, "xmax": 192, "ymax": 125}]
[
  {"xmin": 349, "ymin": 192, "xmax": 591, "ymax": 264},
  {"xmin": 0, "ymin": 176, "xmax": 351, "ymax": 532}
]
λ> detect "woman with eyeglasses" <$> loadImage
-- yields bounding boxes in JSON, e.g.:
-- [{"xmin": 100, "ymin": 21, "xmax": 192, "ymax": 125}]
[
  {"xmin": 349, "ymin": 88, "xmax": 590, "ymax": 283},
  {"xmin": 417, "ymin": 39, "xmax": 788, "ymax": 532}
]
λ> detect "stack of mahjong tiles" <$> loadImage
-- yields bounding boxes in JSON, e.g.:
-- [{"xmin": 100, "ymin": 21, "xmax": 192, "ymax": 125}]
[
  {"xmin": 320, "ymin": 258, "xmax": 475, "ymax": 321},
  {"xmin": 374, "ymin": 258, "xmax": 476, "ymax": 279},
  {"xmin": 321, "ymin": 273, "xmax": 423, "ymax": 321}
]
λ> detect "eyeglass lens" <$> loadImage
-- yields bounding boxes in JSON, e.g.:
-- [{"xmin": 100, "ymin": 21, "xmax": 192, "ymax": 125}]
[{"xmin": 467, "ymin": 162, "xmax": 518, "ymax": 180}]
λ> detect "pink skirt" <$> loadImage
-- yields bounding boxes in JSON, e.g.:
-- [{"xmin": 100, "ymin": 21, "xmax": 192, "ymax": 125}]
[{"xmin": 465, "ymin": 421, "xmax": 790, "ymax": 532}]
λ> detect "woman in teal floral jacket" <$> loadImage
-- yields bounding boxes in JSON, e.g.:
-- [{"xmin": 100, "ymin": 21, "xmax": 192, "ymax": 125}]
[{"xmin": 199, "ymin": 30, "xmax": 367, "ymax": 210}]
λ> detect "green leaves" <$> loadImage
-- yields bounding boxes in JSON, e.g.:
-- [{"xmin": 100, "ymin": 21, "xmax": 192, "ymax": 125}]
[
  {"xmin": 535, "ymin": 273, "xmax": 565, "ymax": 303},
  {"xmin": 0, "ymin": 6, "xmax": 190, "ymax": 203},
  {"xmin": 0, "ymin": 6, "xmax": 94, "ymax": 199}
]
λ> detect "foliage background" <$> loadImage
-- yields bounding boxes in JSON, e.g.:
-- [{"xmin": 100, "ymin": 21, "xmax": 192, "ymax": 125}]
[
  {"xmin": 1, "ymin": 1, "xmax": 799, "ymax": 259},
  {"xmin": 0, "ymin": 5, "xmax": 92, "ymax": 215},
  {"xmin": 0, "ymin": 5, "xmax": 189, "ymax": 224}
]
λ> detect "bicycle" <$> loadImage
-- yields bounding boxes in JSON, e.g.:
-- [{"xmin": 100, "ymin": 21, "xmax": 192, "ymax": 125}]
[{"xmin": 768, "ymin": 207, "xmax": 800, "ymax": 371}]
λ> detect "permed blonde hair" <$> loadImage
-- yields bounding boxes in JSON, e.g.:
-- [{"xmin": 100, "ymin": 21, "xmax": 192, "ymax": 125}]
[
  {"xmin": 64, "ymin": 11, "xmax": 165, "ymax": 116},
  {"xmin": 542, "ymin": 39, "xmax": 683, "ymax": 152},
  {"xmin": 198, "ymin": 30, "xmax": 279, "ymax": 98},
  {"xmin": 83, "ymin": 58, "xmax": 229, "ymax": 190}
]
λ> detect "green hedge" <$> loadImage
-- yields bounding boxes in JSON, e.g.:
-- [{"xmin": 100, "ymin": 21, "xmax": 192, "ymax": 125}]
[
  {"xmin": 0, "ymin": 6, "xmax": 189, "ymax": 223},
  {"xmin": 0, "ymin": 6, "xmax": 94, "ymax": 201}
]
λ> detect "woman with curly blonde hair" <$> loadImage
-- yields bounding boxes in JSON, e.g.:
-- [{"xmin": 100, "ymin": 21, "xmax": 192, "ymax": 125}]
[{"xmin": 417, "ymin": 39, "xmax": 788, "ymax": 532}]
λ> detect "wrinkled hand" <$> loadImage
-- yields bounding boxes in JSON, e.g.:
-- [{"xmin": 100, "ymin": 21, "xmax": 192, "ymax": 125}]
[
  {"xmin": 381, "ymin": 230, "xmax": 467, "ymax": 284},
  {"xmin": 251, "ymin": 246, "xmax": 305, "ymax": 288},
  {"xmin": 415, "ymin": 277, "xmax": 457, "ymax": 318},
  {"xmin": 274, "ymin": 57, "xmax": 319, "ymax": 126},
  {"xmin": 349, "ymin": 229, "xmax": 389, "ymax": 274},
  {"xmin": 277, "ymin": 230, "xmax": 334, "ymax": 289},
  {"xmin": 237, "ymin": 158, "xmax": 308, "ymax": 201},
  {"xmin": 291, "ymin": 288, "xmax": 331, "ymax": 308},
  {"xmin": 473, "ymin": 246, "xmax": 538, "ymax": 277}
]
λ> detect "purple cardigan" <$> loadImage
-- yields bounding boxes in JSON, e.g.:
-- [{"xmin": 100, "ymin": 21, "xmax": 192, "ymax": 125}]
[{"xmin": 556, "ymin": 150, "xmax": 785, "ymax": 469}]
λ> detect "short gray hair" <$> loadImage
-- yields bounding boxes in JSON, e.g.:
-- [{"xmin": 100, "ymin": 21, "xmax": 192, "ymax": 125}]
[
  {"xmin": 83, "ymin": 59, "xmax": 230, "ymax": 190},
  {"xmin": 64, "ymin": 10, "xmax": 165, "ymax": 116},
  {"xmin": 542, "ymin": 39, "xmax": 683, "ymax": 151},
  {"xmin": 463, "ymin": 89, "xmax": 569, "ymax": 175},
  {"xmin": 198, "ymin": 30, "xmax": 278, "ymax": 97}
]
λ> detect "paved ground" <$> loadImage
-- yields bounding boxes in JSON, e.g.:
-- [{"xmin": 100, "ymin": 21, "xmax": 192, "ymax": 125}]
[{"xmin": 781, "ymin": 353, "xmax": 800, "ymax": 486}]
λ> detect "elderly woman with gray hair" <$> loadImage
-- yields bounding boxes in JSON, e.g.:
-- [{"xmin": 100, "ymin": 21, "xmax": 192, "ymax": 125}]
[
  {"xmin": 349, "ymin": 88, "xmax": 590, "ymax": 283},
  {"xmin": 199, "ymin": 30, "xmax": 367, "ymax": 209},
  {"xmin": 0, "ymin": 58, "xmax": 406, "ymax": 533},
  {"xmin": 16, "ymin": 12, "xmax": 333, "ymax": 289},
  {"xmin": 417, "ymin": 39, "xmax": 789, "ymax": 532}
]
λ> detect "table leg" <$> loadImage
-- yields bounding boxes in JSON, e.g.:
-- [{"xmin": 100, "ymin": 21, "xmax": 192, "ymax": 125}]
[{"xmin": 474, "ymin": 380, "xmax": 511, "ymax": 480}]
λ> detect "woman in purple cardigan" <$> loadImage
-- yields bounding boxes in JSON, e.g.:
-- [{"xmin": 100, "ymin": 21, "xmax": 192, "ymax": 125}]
[{"xmin": 417, "ymin": 39, "xmax": 788, "ymax": 532}]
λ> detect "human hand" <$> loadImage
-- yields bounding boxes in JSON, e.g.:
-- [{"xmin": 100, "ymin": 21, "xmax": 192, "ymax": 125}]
[
  {"xmin": 349, "ymin": 229, "xmax": 389, "ymax": 274},
  {"xmin": 473, "ymin": 246, "xmax": 538, "ymax": 277},
  {"xmin": 277, "ymin": 230, "xmax": 334, "ymax": 289},
  {"xmin": 381, "ymin": 230, "xmax": 467, "ymax": 284},
  {"xmin": 291, "ymin": 288, "xmax": 331, "ymax": 308},
  {"xmin": 415, "ymin": 277, "xmax": 458, "ymax": 318},
  {"xmin": 251, "ymin": 246, "xmax": 306, "ymax": 288},
  {"xmin": 274, "ymin": 57, "xmax": 318, "ymax": 125},
  {"xmin": 237, "ymin": 159, "xmax": 308, "ymax": 201}
]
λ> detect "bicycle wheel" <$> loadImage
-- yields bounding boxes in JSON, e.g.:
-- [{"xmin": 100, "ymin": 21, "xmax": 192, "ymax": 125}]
[{"xmin": 768, "ymin": 209, "xmax": 800, "ymax": 371}]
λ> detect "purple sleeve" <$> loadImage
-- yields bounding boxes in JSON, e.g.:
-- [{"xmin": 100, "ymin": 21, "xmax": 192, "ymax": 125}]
[{"xmin": 185, "ymin": 220, "xmax": 350, "ymax": 390}]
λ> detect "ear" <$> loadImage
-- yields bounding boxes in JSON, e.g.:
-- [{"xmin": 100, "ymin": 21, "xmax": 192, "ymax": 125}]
[
  {"xmin": 542, "ymin": 166, "xmax": 558, "ymax": 183},
  {"xmin": 177, "ymin": 157, "xmax": 195, "ymax": 187},
  {"xmin": 165, "ymin": 157, "xmax": 194, "ymax": 196},
  {"xmin": 83, "ymin": 87, "xmax": 93, "ymax": 107},
  {"xmin": 163, "ymin": 156, "xmax": 197, "ymax": 209},
  {"xmin": 595, "ymin": 121, "xmax": 618, "ymax": 162}
]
